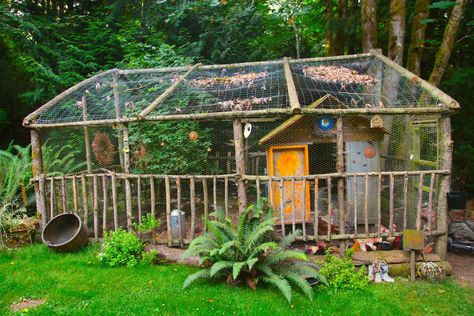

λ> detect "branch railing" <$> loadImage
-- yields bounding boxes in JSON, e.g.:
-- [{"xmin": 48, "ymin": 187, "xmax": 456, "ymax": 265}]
[{"xmin": 33, "ymin": 169, "xmax": 449, "ymax": 245}]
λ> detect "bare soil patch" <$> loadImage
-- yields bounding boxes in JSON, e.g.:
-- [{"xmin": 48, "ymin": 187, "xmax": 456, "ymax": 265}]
[{"xmin": 11, "ymin": 298, "xmax": 45, "ymax": 313}]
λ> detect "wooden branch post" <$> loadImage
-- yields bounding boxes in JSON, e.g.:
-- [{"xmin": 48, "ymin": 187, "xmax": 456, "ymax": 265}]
[
  {"xmin": 336, "ymin": 117, "xmax": 346, "ymax": 253},
  {"xmin": 82, "ymin": 95, "xmax": 93, "ymax": 174},
  {"xmin": 283, "ymin": 57, "xmax": 301, "ymax": 113},
  {"xmin": 31, "ymin": 129, "xmax": 46, "ymax": 228},
  {"xmin": 233, "ymin": 119, "xmax": 247, "ymax": 214},
  {"xmin": 122, "ymin": 124, "xmax": 133, "ymax": 230},
  {"xmin": 112, "ymin": 71, "xmax": 125, "ymax": 169},
  {"xmin": 435, "ymin": 116, "xmax": 452, "ymax": 260}
]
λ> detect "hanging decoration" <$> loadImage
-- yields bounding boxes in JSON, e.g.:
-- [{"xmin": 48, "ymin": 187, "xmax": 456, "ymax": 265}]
[
  {"xmin": 370, "ymin": 115, "xmax": 384, "ymax": 128},
  {"xmin": 317, "ymin": 116, "xmax": 335, "ymax": 131},
  {"xmin": 189, "ymin": 131, "xmax": 199, "ymax": 141},
  {"xmin": 244, "ymin": 123, "xmax": 252, "ymax": 138},
  {"xmin": 364, "ymin": 145, "xmax": 376, "ymax": 158},
  {"xmin": 92, "ymin": 132, "xmax": 115, "ymax": 166}
]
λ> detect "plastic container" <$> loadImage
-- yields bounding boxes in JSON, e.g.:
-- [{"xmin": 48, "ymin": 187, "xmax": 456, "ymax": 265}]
[
  {"xmin": 42, "ymin": 213, "xmax": 89, "ymax": 252},
  {"xmin": 171, "ymin": 209, "xmax": 186, "ymax": 241},
  {"xmin": 447, "ymin": 191, "xmax": 466, "ymax": 210}
]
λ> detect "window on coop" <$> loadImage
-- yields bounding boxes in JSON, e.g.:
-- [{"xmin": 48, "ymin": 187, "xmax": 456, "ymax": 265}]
[
  {"xmin": 410, "ymin": 120, "xmax": 439, "ymax": 170},
  {"xmin": 308, "ymin": 143, "xmax": 337, "ymax": 174}
]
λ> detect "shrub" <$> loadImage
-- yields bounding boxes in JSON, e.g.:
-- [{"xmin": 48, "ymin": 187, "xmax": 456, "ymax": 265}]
[
  {"xmin": 319, "ymin": 248, "xmax": 368, "ymax": 291},
  {"xmin": 182, "ymin": 199, "xmax": 326, "ymax": 304},
  {"xmin": 132, "ymin": 213, "xmax": 161, "ymax": 234},
  {"xmin": 99, "ymin": 228, "xmax": 145, "ymax": 267}
]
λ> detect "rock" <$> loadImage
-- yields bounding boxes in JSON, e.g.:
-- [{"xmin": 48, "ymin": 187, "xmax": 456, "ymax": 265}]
[{"xmin": 144, "ymin": 244, "xmax": 200, "ymax": 266}]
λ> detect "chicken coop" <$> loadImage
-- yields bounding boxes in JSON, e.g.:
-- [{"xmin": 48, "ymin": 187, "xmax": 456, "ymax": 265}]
[{"xmin": 24, "ymin": 50, "xmax": 459, "ymax": 258}]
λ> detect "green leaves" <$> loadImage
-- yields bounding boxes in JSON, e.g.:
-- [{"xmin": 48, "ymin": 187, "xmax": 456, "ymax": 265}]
[{"xmin": 99, "ymin": 229, "xmax": 146, "ymax": 268}]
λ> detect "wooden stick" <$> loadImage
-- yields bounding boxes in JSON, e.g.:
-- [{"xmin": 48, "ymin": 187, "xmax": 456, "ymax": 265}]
[
  {"xmin": 291, "ymin": 178, "xmax": 296, "ymax": 234},
  {"xmin": 137, "ymin": 64, "xmax": 201, "ymax": 119},
  {"xmin": 279, "ymin": 179, "xmax": 285, "ymax": 237},
  {"xmin": 377, "ymin": 173, "xmax": 382, "ymax": 237},
  {"xmin": 81, "ymin": 174, "xmax": 88, "ymax": 228},
  {"xmin": 102, "ymin": 175, "xmax": 108, "ymax": 233},
  {"xmin": 283, "ymin": 57, "xmax": 301, "ymax": 113},
  {"xmin": 302, "ymin": 178, "xmax": 307, "ymax": 240},
  {"xmin": 93, "ymin": 175, "xmax": 99, "ymax": 240},
  {"xmin": 353, "ymin": 176, "xmax": 358, "ymax": 238},
  {"xmin": 49, "ymin": 178, "xmax": 54, "ymax": 219},
  {"xmin": 111, "ymin": 173, "xmax": 118, "ymax": 230},
  {"xmin": 61, "ymin": 175, "xmax": 67, "ymax": 213},
  {"xmin": 389, "ymin": 174, "xmax": 395, "ymax": 237},
  {"xmin": 150, "ymin": 176, "xmax": 155, "ymax": 217},
  {"xmin": 416, "ymin": 173, "xmax": 424, "ymax": 230},
  {"xmin": 364, "ymin": 174, "xmax": 369, "ymax": 237},
  {"xmin": 202, "ymin": 178, "xmax": 209, "ymax": 232},
  {"xmin": 269, "ymin": 178, "xmax": 274, "ymax": 206},
  {"xmin": 403, "ymin": 173, "xmax": 408, "ymax": 229},
  {"xmin": 72, "ymin": 175, "xmax": 78, "ymax": 214},
  {"xmin": 226, "ymin": 151, "xmax": 232, "ymax": 174},
  {"xmin": 122, "ymin": 124, "xmax": 132, "ymax": 230},
  {"xmin": 314, "ymin": 178, "xmax": 319, "ymax": 240},
  {"xmin": 137, "ymin": 175, "xmax": 142, "ymax": 226},
  {"xmin": 327, "ymin": 176, "xmax": 332, "ymax": 240},
  {"xmin": 112, "ymin": 71, "xmax": 125, "ymax": 168},
  {"xmin": 190, "ymin": 177, "xmax": 196, "ymax": 239},
  {"xmin": 82, "ymin": 95, "xmax": 93, "ymax": 174},
  {"xmin": 336, "ymin": 116, "xmax": 345, "ymax": 251},
  {"xmin": 213, "ymin": 176, "xmax": 217, "ymax": 210},
  {"xmin": 256, "ymin": 176, "xmax": 261, "ymax": 201},
  {"xmin": 224, "ymin": 176, "xmax": 229, "ymax": 217},
  {"xmin": 165, "ymin": 176, "xmax": 172, "ymax": 246},
  {"xmin": 37, "ymin": 175, "xmax": 47, "ymax": 228},
  {"xmin": 233, "ymin": 119, "xmax": 247, "ymax": 214},
  {"xmin": 428, "ymin": 173, "xmax": 436, "ymax": 231},
  {"xmin": 176, "ymin": 177, "xmax": 183, "ymax": 247}
]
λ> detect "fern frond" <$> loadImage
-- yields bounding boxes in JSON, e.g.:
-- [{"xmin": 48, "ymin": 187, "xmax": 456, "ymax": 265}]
[
  {"xmin": 183, "ymin": 268, "xmax": 212, "ymax": 288},
  {"xmin": 249, "ymin": 242, "xmax": 278, "ymax": 258},
  {"xmin": 283, "ymin": 271, "xmax": 313, "ymax": 300},
  {"xmin": 285, "ymin": 264, "xmax": 328, "ymax": 286},
  {"xmin": 255, "ymin": 263, "xmax": 275, "ymax": 277},
  {"xmin": 244, "ymin": 218, "xmax": 275, "ymax": 251},
  {"xmin": 246, "ymin": 258, "xmax": 259, "ymax": 271},
  {"xmin": 278, "ymin": 229, "xmax": 301, "ymax": 250},
  {"xmin": 262, "ymin": 275, "xmax": 292, "ymax": 303},
  {"xmin": 210, "ymin": 261, "xmax": 234, "ymax": 277},
  {"xmin": 265, "ymin": 250, "xmax": 308, "ymax": 266},
  {"xmin": 233, "ymin": 261, "xmax": 247, "ymax": 280}
]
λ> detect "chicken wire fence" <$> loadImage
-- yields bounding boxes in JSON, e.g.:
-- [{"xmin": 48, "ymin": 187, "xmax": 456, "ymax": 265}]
[
  {"xmin": 38, "ymin": 112, "xmax": 441, "ymax": 240},
  {"xmin": 33, "ymin": 54, "xmax": 444, "ymax": 126}
]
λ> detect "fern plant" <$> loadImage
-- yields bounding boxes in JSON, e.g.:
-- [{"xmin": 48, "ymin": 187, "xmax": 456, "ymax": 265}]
[{"xmin": 182, "ymin": 198, "xmax": 326, "ymax": 303}]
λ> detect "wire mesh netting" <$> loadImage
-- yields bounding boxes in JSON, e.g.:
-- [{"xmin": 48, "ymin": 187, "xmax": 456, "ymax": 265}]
[{"xmin": 33, "ymin": 55, "xmax": 444, "ymax": 125}]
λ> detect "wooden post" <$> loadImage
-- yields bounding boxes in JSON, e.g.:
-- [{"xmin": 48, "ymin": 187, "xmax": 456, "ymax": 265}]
[
  {"xmin": 137, "ymin": 175, "xmax": 142, "ymax": 225},
  {"xmin": 202, "ymin": 178, "xmax": 209, "ymax": 232},
  {"xmin": 112, "ymin": 71, "xmax": 125, "ymax": 169},
  {"xmin": 61, "ymin": 175, "xmax": 67, "ymax": 213},
  {"xmin": 377, "ymin": 173, "xmax": 382, "ymax": 237},
  {"xmin": 72, "ymin": 175, "xmax": 78, "ymax": 214},
  {"xmin": 93, "ymin": 175, "xmax": 99, "ymax": 240},
  {"xmin": 403, "ymin": 173, "xmax": 408, "ymax": 229},
  {"xmin": 389, "ymin": 174, "xmax": 395, "ymax": 236},
  {"xmin": 49, "ymin": 178, "xmax": 54, "ymax": 219},
  {"xmin": 102, "ymin": 175, "xmax": 108, "ymax": 233},
  {"xmin": 302, "ymin": 178, "xmax": 307, "ymax": 240},
  {"xmin": 31, "ymin": 129, "xmax": 46, "ymax": 228},
  {"xmin": 224, "ymin": 176, "xmax": 229, "ymax": 217},
  {"xmin": 233, "ymin": 119, "xmax": 247, "ymax": 214},
  {"xmin": 428, "ymin": 173, "xmax": 436, "ymax": 231},
  {"xmin": 336, "ymin": 117, "xmax": 345, "ymax": 253},
  {"xmin": 165, "ymin": 176, "xmax": 172, "ymax": 246},
  {"xmin": 436, "ymin": 117, "xmax": 452, "ymax": 259},
  {"xmin": 190, "ymin": 177, "xmax": 196, "ymax": 239},
  {"xmin": 213, "ymin": 176, "xmax": 217, "ymax": 210},
  {"xmin": 111, "ymin": 173, "xmax": 118, "ymax": 230},
  {"xmin": 364, "ymin": 174, "xmax": 369, "ymax": 237},
  {"xmin": 81, "ymin": 174, "xmax": 88, "ymax": 228},
  {"xmin": 291, "ymin": 178, "xmax": 296, "ymax": 234},
  {"xmin": 150, "ymin": 176, "xmax": 155, "ymax": 217},
  {"xmin": 327, "ymin": 176, "xmax": 332, "ymax": 240},
  {"xmin": 353, "ymin": 176, "xmax": 358, "ymax": 238},
  {"xmin": 82, "ymin": 95, "xmax": 93, "ymax": 174},
  {"xmin": 122, "ymin": 124, "xmax": 133, "ymax": 230},
  {"xmin": 279, "ymin": 179, "xmax": 285, "ymax": 237},
  {"xmin": 416, "ymin": 173, "xmax": 424, "ymax": 230},
  {"xmin": 176, "ymin": 177, "xmax": 183, "ymax": 247},
  {"xmin": 256, "ymin": 176, "xmax": 261, "ymax": 201},
  {"xmin": 314, "ymin": 178, "xmax": 319, "ymax": 240}
]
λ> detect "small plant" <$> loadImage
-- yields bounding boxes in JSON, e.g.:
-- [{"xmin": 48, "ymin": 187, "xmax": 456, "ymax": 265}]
[
  {"xmin": 99, "ymin": 228, "xmax": 145, "ymax": 267},
  {"xmin": 142, "ymin": 249, "xmax": 159, "ymax": 265},
  {"xmin": 133, "ymin": 213, "xmax": 161, "ymax": 244},
  {"xmin": 319, "ymin": 248, "xmax": 368, "ymax": 291},
  {"xmin": 182, "ymin": 198, "xmax": 326, "ymax": 304}
]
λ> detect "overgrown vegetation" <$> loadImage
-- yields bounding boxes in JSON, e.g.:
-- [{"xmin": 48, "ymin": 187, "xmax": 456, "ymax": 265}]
[
  {"xmin": 182, "ymin": 199, "xmax": 326, "ymax": 303},
  {"xmin": 319, "ymin": 248, "xmax": 368, "ymax": 291},
  {"xmin": 99, "ymin": 228, "xmax": 155, "ymax": 267}
]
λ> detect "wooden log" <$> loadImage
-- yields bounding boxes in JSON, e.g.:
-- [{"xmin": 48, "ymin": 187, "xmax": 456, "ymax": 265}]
[
  {"xmin": 213, "ymin": 176, "xmax": 217, "ymax": 210},
  {"xmin": 137, "ymin": 175, "xmax": 142, "ymax": 225},
  {"xmin": 92, "ymin": 175, "xmax": 98, "ymax": 240},
  {"xmin": 364, "ymin": 174, "xmax": 369, "ymax": 237},
  {"xmin": 353, "ymin": 176, "xmax": 358, "ymax": 238},
  {"xmin": 176, "ymin": 177, "xmax": 183, "ymax": 247},
  {"xmin": 291, "ymin": 178, "xmax": 296, "ymax": 234},
  {"xmin": 137, "ymin": 64, "xmax": 201, "ymax": 119},
  {"xmin": 49, "ymin": 178, "xmax": 54, "ymax": 219},
  {"xmin": 111, "ymin": 173, "xmax": 118, "ymax": 230},
  {"xmin": 122, "ymin": 124, "xmax": 132, "ymax": 230},
  {"xmin": 279, "ymin": 179, "xmax": 285, "ymax": 237},
  {"xmin": 436, "ymin": 116, "xmax": 452, "ymax": 259},
  {"xmin": 256, "ymin": 176, "xmax": 261, "ymax": 201},
  {"xmin": 327, "ymin": 176, "xmax": 332, "ymax": 240},
  {"xmin": 389, "ymin": 174, "xmax": 395, "ymax": 236},
  {"xmin": 112, "ymin": 71, "xmax": 125, "ymax": 168},
  {"xmin": 102, "ymin": 175, "xmax": 107, "ymax": 233},
  {"xmin": 336, "ymin": 116, "xmax": 345, "ymax": 252},
  {"xmin": 233, "ymin": 119, "xmax": 247, "ymax": 214},
  {"xmin": 38, "ymin": 175, "xmax": 47, "ymax": 227},
  {"xmin": 416, "ymin": 173, "xmax": 424, "ymax": 230},
  {"xmin": 377, "ymin": 173, "xmax": 382, "ymax": 237},
  {"xmin": 190, "ymin": 177, "xmax": 196, "ymax": 239},
  {"xmin": 410, "ymin": 250, "xmax": 416, "ymax": 281},
  {"xmin": 150, "ymin": 176, "xmax": 155, "ymax": 217},
  {"xmin": 224, "ymin": 176, "xmax": 229, "ymax": 217},
  {"xmin": 314, "ymin": 178, "xmax": 319, "ymax": 240},
  {"xmin": 202, "ymin": 178, "xmax": 209, "ymax": 232},
  {"xmin": 283, "ymin": 57, "xmax": 301, "ymax": 113},
  {"xmin": 72, "ymin": 175, "xmax": 78, "ymax": 214},
  {"xmin": 30, "ymin": 129, "xmax": 46, "ymax": 227},
  {"xmin": 302, "ymin": 178, "xmax": 307, "ymax": 240},
  {"xmin": 428, "ymin": 173, "xmax": 436, "ymax": 231},
  {"xmin": 403, "ymin": 173, "xmax": 408, "ymax": 229},
  {"xmin": 82, "ymin": 95, "xmax": 93, "ymax": 174},
  {"xmin": 61, "ymin": 175, "xmax": 67, "ymax": 213},
  {"xmin": 387, "ymin": 261, "xmax": 452, "ymax": 278},
  {"xmin": 165, "ymin": 176, "xmax": 172, "ymax": 246},
  {"xmin": 298, "ymin": 229, "xmax": 446, "ymax": 242},
  {"xmin": 81, "ymin": 174, "xmax": 88, "ymax": 227},
  {"xmin": 351, "ymin": 250, "xmax": 442, "ymax": 265}
]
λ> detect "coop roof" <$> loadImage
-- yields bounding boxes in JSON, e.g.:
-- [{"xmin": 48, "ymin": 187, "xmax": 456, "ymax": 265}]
[{"xmin": 23, "ymin": 50, "xmax": 460, "ymax": 128}]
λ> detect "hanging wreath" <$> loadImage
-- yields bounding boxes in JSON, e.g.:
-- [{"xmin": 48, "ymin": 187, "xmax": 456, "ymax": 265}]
[{"xmin": 92, "ymin": 132, "xmax": 116, "ymax": 166}]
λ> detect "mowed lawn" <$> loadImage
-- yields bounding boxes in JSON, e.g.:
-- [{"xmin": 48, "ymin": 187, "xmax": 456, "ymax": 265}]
[{"xmin": 1, "ymin": 244, "xmax": 473, "ymax": 316}]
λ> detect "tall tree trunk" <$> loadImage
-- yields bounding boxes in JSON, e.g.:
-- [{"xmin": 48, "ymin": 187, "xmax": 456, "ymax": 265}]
[
  {"xmin": 347, "ymin": 0, "xmax": 358, "ymax": 54},
  {"xmin": 387, "ymin": 0, "xmax": 406, "ymax": 65},
  {"xmin": 429, "ymin": 0, "xmax": 467, "ymax": 86},
  {"xmin": 334, "ymin": 0, "xmax": 347, "ymax": 55},
  {"xmin": 361, "ymin": 0, "xmax": 377, "ymax": 52},
  {"xmin": 406, "ymin": 0, "xmax": 429, "ymax": 75},
  {"xmin": 325, "ymin": 0, "xmax": 334, "ymax": 56}
]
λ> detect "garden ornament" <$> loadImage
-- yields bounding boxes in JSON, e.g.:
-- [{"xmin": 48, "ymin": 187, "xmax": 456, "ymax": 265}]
[{"xmin": 244, "ymin": 123, "xmax": 252, "ymax": 138}]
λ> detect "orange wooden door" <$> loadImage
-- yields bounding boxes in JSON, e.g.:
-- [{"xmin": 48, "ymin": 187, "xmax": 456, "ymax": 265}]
[{"xmin": 267, "ymin": 145, "xmax": 310, "ymax": 223}]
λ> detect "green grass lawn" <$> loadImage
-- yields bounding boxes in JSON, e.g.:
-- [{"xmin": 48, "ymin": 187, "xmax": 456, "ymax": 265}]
[{"xmin": 1, "ymin": 244, "xmax": 473, "ymax": 316}]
